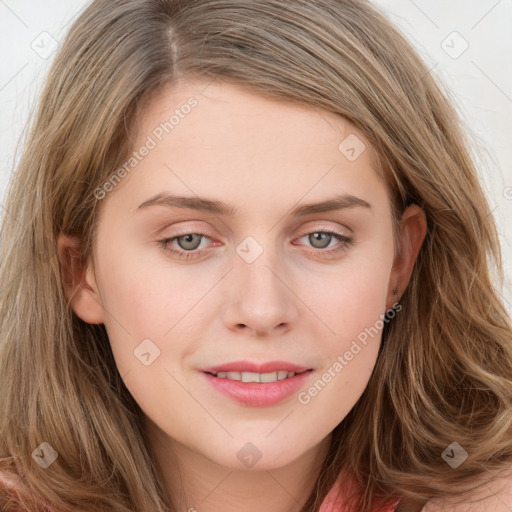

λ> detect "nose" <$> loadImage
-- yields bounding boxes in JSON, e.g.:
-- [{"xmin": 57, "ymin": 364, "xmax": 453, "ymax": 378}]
[{"xmin": 221, "ymin": 248, "xmax": 299, "ymax": 337}]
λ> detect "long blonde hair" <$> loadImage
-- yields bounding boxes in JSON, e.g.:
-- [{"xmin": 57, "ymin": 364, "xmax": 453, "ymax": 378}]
[{"xmin": 1, "ymin": 1, "xmax": 511, "ymax": 511}]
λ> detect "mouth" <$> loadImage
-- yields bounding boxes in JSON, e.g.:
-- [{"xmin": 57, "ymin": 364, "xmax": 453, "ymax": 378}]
[{"xmin": 200, "ymin": 364, "xmax": 314, "ymax": 406}]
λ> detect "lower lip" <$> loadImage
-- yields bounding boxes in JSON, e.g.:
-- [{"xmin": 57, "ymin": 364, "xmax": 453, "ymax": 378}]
[{"xmin": 202, "ymin": 371, "xmax": 313, "ymax": 406}]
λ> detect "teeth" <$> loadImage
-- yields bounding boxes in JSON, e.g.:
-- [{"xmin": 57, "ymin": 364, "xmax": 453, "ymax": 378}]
[
  {"xmin": 260, "ymin": 371, "xmax": 278, "ymax": 383},
  {"xmin": 214, "ymin": 371, "xmax": 296, "ymax": 382},
  {"xmin": 241, "ymin": 371, "xmax": 260, "ymax": 383}
]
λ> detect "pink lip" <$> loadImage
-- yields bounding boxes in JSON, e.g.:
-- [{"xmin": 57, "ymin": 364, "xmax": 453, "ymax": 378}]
[
  {"xmin": 200, "ymin": 361, "xmax": 313, "ymax": 407},
  {"xmin": 201, "ymin": 360, "xmax": 311, "ymax": 374}
]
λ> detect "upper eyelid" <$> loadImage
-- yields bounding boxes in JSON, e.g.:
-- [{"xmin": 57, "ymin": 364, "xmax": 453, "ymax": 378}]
[
  {"xmin": 162, "ymin": 219, "xmax": 352, "ymax": 236},
  {"xmin": 295, "ymin": 223, "xmax": 352, "ymax": 236},
  {"xmin": 163, "ymin": 225, "xmax": 351, "ymax": 241}
]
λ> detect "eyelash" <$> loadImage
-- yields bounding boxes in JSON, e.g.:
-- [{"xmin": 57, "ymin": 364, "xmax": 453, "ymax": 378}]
[{"xmin": 158, "ymin": 229, "xmax": 354, "ymax": 260}]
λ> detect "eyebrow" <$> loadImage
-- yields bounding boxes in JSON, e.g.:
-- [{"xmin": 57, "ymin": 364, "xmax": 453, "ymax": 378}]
[{"xmin": 134, "ymin": 192, "xmax": 372, "ymax": 217}]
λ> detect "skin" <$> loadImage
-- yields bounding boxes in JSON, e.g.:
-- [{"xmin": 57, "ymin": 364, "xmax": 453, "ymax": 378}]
[{"xmin": 58, "ymin": 79, "xmax": 428, "ymax": 512}]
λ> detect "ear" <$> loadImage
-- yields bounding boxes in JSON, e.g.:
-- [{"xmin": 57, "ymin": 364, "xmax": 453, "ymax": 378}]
[
  {"xmin": 386, "ymin": 204, "xmax": 427, "ymax": 307},
  {"xmin": 57, "ymin": 233, "xmax": 105, "ymax": 324}
]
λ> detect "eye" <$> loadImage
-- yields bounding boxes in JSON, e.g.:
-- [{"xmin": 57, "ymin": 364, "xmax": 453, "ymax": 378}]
[
  {"xmin": 158, "ymin": 233, "xmax": 212, "ymax": 260},
  {"xmin": 158, "ymin": 228, "xmax": 354, "ymax": 260},
  {"xmin": 294, "ymin": 229, "xmax": 354, "ymax": 258}
]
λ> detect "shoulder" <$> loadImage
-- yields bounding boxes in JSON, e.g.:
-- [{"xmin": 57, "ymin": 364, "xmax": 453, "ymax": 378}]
[{"xmin": 422, "ymin": 470, "xmax": 512, "ymax": 511}]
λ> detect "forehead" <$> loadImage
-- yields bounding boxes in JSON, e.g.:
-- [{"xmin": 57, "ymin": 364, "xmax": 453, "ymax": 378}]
[
  {"xmin": 99, "ymin": 79, "xmax": 388, "ymax": 223},
  {"xmin": 136, "ymin": 78, "xmax": 380, "ymax": 165}
]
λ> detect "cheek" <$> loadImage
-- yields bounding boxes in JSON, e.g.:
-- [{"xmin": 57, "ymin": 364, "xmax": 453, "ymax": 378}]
[
  {"xmin": 299, "ymin": 246, "xmax": 393, "ymax": 421},
  {"xmin": 298, "ymin": 282, "xmax": 386, "ymax": 430},
  {"xmin": 95, "ymin": 239, "xmax": 214, "ymax": 385},
  {"xmin": 311, "ymin": 256, "xmax": 392, "ymax": 352},
  {"xmin": 97, "ymin": 238, "xmax": 189, "ymax": 333},
  {"xmin": 93, "ymin": 242, "xmax": 167, "ymax": 373}
]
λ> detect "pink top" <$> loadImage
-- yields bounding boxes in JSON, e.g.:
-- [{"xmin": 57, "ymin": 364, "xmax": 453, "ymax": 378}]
[
  {"xmin": 319, "ymin": 475, "xmax": 398, "ymax": 512},
  {"xmin": 0, "ymin": 471, "xmax": 55, "ymax": 511},
  {"xmin": 0, "ymin": 469, "xmax": 398, "ymax": 511}
]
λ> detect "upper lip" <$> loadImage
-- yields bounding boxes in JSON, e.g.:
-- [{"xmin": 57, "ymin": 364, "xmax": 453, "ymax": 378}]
[{"xmin": 201, "ymin": 360, "xmax": 312, "ymax": 375}]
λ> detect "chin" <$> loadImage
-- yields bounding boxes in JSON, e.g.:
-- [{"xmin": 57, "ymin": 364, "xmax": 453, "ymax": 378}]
[{"xmin": 203, "ymin": 443, "xmax": 303, "ymax": 472}]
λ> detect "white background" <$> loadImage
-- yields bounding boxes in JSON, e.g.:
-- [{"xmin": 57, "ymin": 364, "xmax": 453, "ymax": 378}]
[{"xmin": 1, "ymin": 0, "xmax": 511, "ymax": 313}]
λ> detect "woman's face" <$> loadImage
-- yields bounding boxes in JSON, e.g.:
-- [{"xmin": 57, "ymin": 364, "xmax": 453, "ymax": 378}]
[{"xmin": 64, "ymin": 79, "xmax": 425, "ymax": 471}]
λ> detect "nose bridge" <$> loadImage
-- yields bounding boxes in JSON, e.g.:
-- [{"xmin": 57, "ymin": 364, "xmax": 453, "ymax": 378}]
[
  {"xmin": 224, "ymin": 233, "xmax": 298, "ymax": 333},
  {"xmin": 236, "ymin": 234, "xmax": 286, "ymax": 303}
]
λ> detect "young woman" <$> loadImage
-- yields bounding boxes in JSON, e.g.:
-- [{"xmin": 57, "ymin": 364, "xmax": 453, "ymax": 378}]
[{"xmin": 1, "ymin": 1, "xmax": 511, "ymax": 511}]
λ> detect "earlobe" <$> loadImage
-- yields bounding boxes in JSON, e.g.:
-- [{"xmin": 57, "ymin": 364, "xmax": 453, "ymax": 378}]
[
  {"xmin": 57, "ymin": 233, "xmax": 105, "ymax": 324},
  {"xmin": 386, "ymin": 205, "xmax": 428, "ymax": 306}
]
